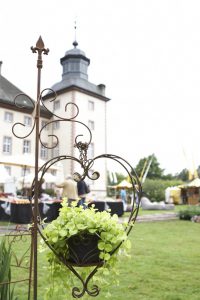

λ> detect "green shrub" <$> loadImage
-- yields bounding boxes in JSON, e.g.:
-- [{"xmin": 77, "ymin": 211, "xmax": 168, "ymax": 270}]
[
  {"xmin": 142, "ymin": 179, "xmax": 183, "ymax": 202},
  {"xmin": 0, "ymin": 237, "xmax": 17, "ymax": 300},
  {"xmin": 178, "ymin": 206, "xmax": 200, "ymax": 220}
]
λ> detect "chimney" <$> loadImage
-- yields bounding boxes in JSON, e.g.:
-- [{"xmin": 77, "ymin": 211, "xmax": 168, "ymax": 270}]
[
  {"xmin": 0, "ymin": 61, "xmax": 2, "ymax": 75},
  {"xmin": 97, "ymin": 84, "xmax": 106, "ymax": 96}
]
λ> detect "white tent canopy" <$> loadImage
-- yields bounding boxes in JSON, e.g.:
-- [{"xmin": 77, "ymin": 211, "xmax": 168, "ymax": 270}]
[
  {"xmin": 17, "ymin": 172, "xmax": 57, "ymax": 186},
  {"xmin": 185, "ymin": 177, "xmax": 200, "ymax": 187},
  {"xmin": 109, "ymin": 179, "xmax": 132, "ymax": 189},
  {"xmin": 0, "ymin": 154, "xmax": 58, "ymax": 170},
  {"xmin": 0, "ymin": 165, "xmax": 11, "ymax": 184}
]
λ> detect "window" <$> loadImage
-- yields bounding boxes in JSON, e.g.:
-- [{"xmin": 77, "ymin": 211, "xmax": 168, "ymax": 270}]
[
  {"xmin": 88, "ymin": 120, "xmax": 95, "ymax": 130},
  {"xmin": 24, "ymin": 116, "xmax": 32, "ymax": 126},
  {"xmin": 5, "ymin": 166, "xmax": 11, "ymax": 176},
  {"xmin": 53, "ymin": 143, "xmax": 59, "ymax": 157},
  {"xmin": 53, "ymin": 100, "xmax": 60, "ymax": 111},
  {"xmin": 40, "ymin": 144, "xmax": 48, "ymax": 159},
  {"xmin": 53, "ymin": 121, "xmax": 60, "ymax": 130},
  {"xmin": 4, "ymin": 112, "xmax": 13, "ymax": 123},
  {"xmin": 41, "ymin": 120, "xmax": 49, "ymax": 130},
  {"xmin": 23, "ymin": 140, "xmax": 31, "ymax": 153},
  {"xmin": 21, "ymin": 167, "xmax": 31, "ymax": 176},
  {"xmin": 3, "ymin": 136, "xmax": 12, "ymax": 154},
  {"xmin": 88, "ymin": 142, "xmax": 94, "ymax": 158},
  {"xmin": 88, "ymin": 100, "xmax": 94, "ymax": 111},
  {"xmin": 51, "ymin": 170, "xmax": 57, "ymax": 176}
]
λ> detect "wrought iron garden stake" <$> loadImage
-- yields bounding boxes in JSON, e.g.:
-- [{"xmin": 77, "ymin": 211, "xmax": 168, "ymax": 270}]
[
  {"xmin": 31, "ymin": 36, "xmax": 49, "ymax": 300},
  {"xmin": 9, "ymin": 36, "xmax": 142, "ymax": 298}
]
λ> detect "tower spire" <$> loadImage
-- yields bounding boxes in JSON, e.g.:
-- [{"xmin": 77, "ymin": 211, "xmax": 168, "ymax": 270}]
[{"xmin": 73, "ymin": 20, "xmax": 78, "ymax": 48}]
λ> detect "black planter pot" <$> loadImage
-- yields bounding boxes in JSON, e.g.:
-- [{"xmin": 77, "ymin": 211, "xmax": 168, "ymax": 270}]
[{"xmin": 67, "ymin": 233, "xmax": 102, "ymax": 266}]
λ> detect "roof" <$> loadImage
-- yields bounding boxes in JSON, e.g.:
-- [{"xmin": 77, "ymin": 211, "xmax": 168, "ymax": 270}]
[
  {"xmin": 43, "ymin": 42, "xmax": 110, "ymax": 102},
  {"xmin": 185, "ymin": 177, "xmax": 200, "ymax": 187},
  {"xmin": 0, "ymin": 74, "xmax": 25, "ymax": 103},
  {"xmin": 43, "ymin": 78, "xmax": 110, "ymax": 101},
  {"xmin": 0, "ymin": 74, "xmax": 52, "ymax": 118}
]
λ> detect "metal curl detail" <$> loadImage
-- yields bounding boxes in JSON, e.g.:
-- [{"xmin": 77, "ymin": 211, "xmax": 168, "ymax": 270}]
[
  {"xmin": 65, "ymin": 102, "xmax": 79, "ymax": 120},
  {"xmin": 40, "ymin": 89, "xmax": 79, "ymax": 120},
  {"xmin": 85, "ymin": 153, "xmax": 142, "ymax": 233},
  {"xmin": 39, "ymin": 88, "xmax": 93, "ymax": 149},
  {"xmin": 12, "ymin": 93, "xmax": 36, "ymax": 139},
  {"xmin": 12, "ymin": 121, "xmax": 36, "ymax": 139},
  {"xmin": 14, "ymin": 93, "xmax": 35, "ymax": 109},
  {"xmin": 87, "ymin": 170, "xmax": 100, "ymax": 181},
  {"xmin": 72, "ymin": 267, "xmax": 100, "ymax": 298}
]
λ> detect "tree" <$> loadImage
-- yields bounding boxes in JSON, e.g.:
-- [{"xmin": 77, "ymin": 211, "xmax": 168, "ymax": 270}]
[
  {"xmin": 135, "ymin": 154, "xmax": 164, "ymax": 180},
  {"xmin": 107, "ymin": 171, "xmax": 126, "ymax": 186},
  {"xmin": 176, "ymin": 168, "xmax": 189, "ymax": 182}
]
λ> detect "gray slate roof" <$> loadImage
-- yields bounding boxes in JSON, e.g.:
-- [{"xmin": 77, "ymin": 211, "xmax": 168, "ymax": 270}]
[
  {"xmin": 49, "ymin": 77, "xmax": 109, "ymax": 100},
  {"xmin": 0, "ymin": 74, "xmax": 26, "ymax": 104},
  {"xmin": 0, "ymin": 74, "xmax": 52, "ymax": 117}
]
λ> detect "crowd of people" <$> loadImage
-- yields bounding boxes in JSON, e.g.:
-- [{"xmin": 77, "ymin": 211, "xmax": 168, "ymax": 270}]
[{"xmin": 55, "ymin": 175, "xmax": 90, "ymax": 208}]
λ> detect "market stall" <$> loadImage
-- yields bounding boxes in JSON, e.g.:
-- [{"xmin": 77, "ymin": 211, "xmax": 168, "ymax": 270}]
[{"xmin": 183, "ymin": 178, "xmax": 200, "ymax": 205}]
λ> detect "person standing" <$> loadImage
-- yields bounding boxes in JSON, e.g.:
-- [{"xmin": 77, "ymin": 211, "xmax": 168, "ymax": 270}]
[
  {"xmin": 56, "ymin": 175, "xmax": 78, "ymax": 206},
  {"xmin": 77, "ymin": 180, "xmax": 90, "ymax": 208},
  {"xmin": 120, "ymin": 188, "xmax": 127, "ymax": 211}
]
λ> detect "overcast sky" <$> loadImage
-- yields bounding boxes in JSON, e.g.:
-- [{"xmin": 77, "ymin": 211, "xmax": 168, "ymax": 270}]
[{"xmin": 1, "ymin": 0, "xmax": 200, "ymax": 175}]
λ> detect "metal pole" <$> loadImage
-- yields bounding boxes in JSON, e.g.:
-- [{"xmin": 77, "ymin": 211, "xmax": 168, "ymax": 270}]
[{"xmin": 31, "ymin": 36, "xmax": 49, "ymax": 300}]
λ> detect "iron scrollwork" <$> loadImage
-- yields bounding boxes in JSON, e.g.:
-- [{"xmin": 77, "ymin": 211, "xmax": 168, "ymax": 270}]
[{"xmin": 11, "ymin": 37, "xmax": 142, "ymax": 298}]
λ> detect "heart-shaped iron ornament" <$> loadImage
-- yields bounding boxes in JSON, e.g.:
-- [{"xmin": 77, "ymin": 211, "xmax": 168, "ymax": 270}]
[{"xmin": 35, "ymin": 153, "xmax": 142, "ymax": 298}]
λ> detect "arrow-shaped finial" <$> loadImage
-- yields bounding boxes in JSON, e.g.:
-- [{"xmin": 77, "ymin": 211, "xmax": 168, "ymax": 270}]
[{"xmin": 31, "ymin": 36, "xmax": 49, "ymax": 68}]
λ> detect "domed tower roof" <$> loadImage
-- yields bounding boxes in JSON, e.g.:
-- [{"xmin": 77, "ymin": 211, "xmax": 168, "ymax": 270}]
[
  {"xmin": 64, "ymin": 41, "xmax": 86, "ymax": 56},
  {"xmin": 43, "ymin": 37, "xmax": 110, "ymax": 101},
  {"xmin": 60, "ymin": 40, "xmax": 90, "ymax": 80}
]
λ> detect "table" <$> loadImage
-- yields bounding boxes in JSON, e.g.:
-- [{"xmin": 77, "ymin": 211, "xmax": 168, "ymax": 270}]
[
  {"xmin": 106, "ymin": 201, "xmax": 124, "ymax": 217},
  {"xmin": 44, "ymin": 202, "xmax": 62, "ymax": 222},
  {"xmin": 10, "ymin": 203, "xmax": 32, "ymax": 224},
  {"xmin": 0, "ymin": 197, "xmax": 62, "ymax": 224},
  {"xmin": 88, "ymin": 201, "xmax": 106, "ymax": 212},
  {"xmin": 88, "ymin": 201, "xmax": 124, "ymax": 216}
]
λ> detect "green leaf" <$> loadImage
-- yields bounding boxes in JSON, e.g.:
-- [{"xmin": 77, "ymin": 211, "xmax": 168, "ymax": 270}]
[
  {"xmin": 124, "ymin": 239, "xmax": 131, "ymax": 249},
  {"xmin": 59, "ymin": 230, "xmax": 67, "ymax": 237},
  {"xmin": 104, "ymin": 253, "xmax": 111, "ymax": 261},
  {"xmin": 98, "ymin": 242, "xmax": 105, "ymax": 250},
  {"xmin": 105, "ymin": 244, "xmax": 113, "ymax": 252},
  {"xmin": 52, "ymin": 237, "xmax": 58, "ymax": 243},
  {"xmin": 88, "ymin": 228, "xmax": 96, "ymax": 233}
]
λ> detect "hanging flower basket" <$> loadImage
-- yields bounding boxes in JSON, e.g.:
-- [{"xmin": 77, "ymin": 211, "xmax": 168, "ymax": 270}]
[
  {"xmin": 67, "ymin": 232, "xmax": 102, "ymax": 266},
  {"xmin": 41, "ymin": 200, "xmax": 128, "ymax": 265},
  {"xmin": 39, "ymin": 199, "xmax": 134, "ymax": 298}
]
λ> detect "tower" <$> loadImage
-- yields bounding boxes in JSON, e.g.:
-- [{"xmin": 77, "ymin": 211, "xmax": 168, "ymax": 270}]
[{"xmin": 43, "ymin": 38, "xmax": 110, "ymax": 197}]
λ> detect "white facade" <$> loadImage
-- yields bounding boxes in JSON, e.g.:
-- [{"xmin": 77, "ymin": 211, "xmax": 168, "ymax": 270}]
[
  {"xmin": 0, "ymin": 42, "xmax": 110, "ymax": 198},
  {"xmin": 0, "ymin": 106, "xmax": 51, "ymax": 180},
  {"xmin": 43, "ymin": 90, "xmax": 108, "ymax": 198}
]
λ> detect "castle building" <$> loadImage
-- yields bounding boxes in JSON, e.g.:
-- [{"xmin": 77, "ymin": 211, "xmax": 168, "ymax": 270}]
[{"xmin": 0, "ymin": 40, "xmax": 110, "ymax": 197}]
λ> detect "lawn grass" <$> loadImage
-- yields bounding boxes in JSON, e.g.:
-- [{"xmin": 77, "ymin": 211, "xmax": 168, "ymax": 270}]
[
  {"xmin": 1, "ymin": 219, "xmax": 200, "ymax": 300},
  {"xmin": 123, "ymin": 204, "xmax": 187, "ymax": 218}
]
